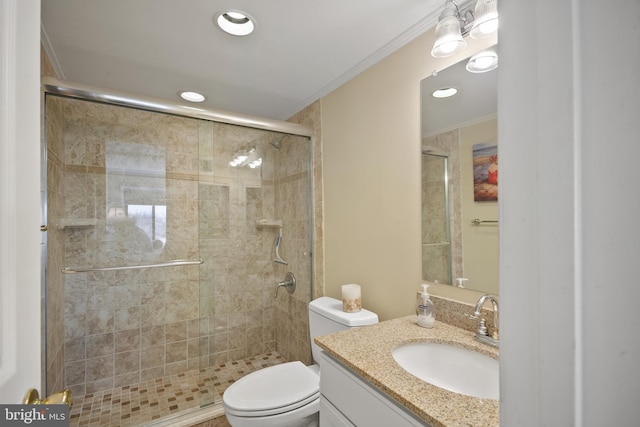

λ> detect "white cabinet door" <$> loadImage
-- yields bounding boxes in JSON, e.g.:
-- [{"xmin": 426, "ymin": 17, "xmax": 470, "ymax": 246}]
[
  {"xmin": 320, "ymin": 352, "xmax": 429, "ymax": 427},
  {"xmin": 0, "ymin": 0, "xmax": 42, "ymax": 405},
  {"xmin": 320, "ymin": 396, "xmax": 355, "ymax": 427}
]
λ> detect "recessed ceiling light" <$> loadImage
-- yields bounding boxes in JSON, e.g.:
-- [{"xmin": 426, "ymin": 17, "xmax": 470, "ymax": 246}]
[
  {"xmin": 432, "ymin": 87, "xmax": 458, "ymax": 98},
  {"xmin": 179, "ymin": 91, "xmax": 206, "ymax": 103},
  {"xmin": 214, "ymin": 10, "xmax": 255, "ymax": 36}
]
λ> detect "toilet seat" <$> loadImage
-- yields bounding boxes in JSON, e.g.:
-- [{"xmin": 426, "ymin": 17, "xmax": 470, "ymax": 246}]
[{"xmin": 223, "ymin": 361, "xmax": 320, "ymax": 417}]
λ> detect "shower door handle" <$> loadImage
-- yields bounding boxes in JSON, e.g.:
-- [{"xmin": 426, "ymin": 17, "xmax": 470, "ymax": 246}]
[{"xmin": 23, "ymin": 388, "xmax": 73, "ymax": 408}]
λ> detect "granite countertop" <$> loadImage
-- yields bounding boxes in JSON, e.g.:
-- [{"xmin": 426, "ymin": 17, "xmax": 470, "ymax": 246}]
[{"xmin": 314, "ymin": 316, "xmax": 499, "ymax": 427}]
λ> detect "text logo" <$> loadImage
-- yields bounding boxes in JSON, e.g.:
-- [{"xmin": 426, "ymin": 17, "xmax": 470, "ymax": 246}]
[{"xmin": 1, "ymin": 405, "xmax": 69, "ymax": 426}]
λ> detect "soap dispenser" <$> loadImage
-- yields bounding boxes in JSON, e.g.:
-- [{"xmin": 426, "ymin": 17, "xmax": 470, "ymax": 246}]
[
  {"xmin": 456, "ymin": 278, "xmax": 468, "ymax": 288},
  {"xmin": 416, "ymin": 284, "xmax": 435, "ymax": 328}
]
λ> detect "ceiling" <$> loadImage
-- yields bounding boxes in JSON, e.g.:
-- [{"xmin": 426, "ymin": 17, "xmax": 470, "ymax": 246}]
[
  {"xmin": 421, "ymin": 55, "xmax": 497, "ymax": 137},
  {"xmin": 41, "ymin": 0, "xmax": 445, "ymax": 121}
]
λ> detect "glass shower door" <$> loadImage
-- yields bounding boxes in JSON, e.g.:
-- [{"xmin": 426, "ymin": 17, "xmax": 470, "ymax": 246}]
[
  {"xmin": 421, "ymin": 151, "xmax": 452, "ymax": 285},
  {"xmin": 44, "ymin": 89, "xmax": 313, "ymax": 424},
  {"xmin": 196, "ymin": 124, "xmax": 313, "ymax": 409},
  {"xmin": 46, "ymin": 95, "xmax": 206, "ymax": 424}
]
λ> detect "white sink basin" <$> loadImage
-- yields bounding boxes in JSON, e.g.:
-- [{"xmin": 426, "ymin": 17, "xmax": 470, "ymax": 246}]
[{"xmin": 392, "ymin": 342, "xmax": 499, "ymax": 399}]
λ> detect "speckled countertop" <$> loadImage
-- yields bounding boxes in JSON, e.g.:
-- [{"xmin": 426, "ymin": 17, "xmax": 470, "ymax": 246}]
[{"xmin": 315, "ymin": 316, "xmax": 499, "ymax": 427}]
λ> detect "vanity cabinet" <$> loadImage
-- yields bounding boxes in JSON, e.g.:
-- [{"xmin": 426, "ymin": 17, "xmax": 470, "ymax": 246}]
[{"xmin": 319, "ymin": 352, "xmax": 429, "ymax": 427}]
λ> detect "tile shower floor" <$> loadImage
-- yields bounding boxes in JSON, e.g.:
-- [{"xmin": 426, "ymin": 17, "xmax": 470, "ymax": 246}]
[{"xmin": 69, "ymin": 352, "xmax": 287, "ymax": 427}]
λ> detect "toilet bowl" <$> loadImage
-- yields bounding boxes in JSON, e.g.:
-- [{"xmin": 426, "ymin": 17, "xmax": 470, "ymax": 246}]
[
  {"xmin": 223, "ymin": 362, "xmax": 320, "ymax": 427},
  {"xmin": 222, "ymin": 296, "xmax": 378, "ymax": 427}
]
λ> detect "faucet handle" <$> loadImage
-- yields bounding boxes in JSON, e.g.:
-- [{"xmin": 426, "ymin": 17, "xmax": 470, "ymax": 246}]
[
  {"xmin": 491, "ymin": 327, "xmax": 499, "ymax": 340},
  {"xmin": 476, "ymin": 318, "xmax": 488, "ymax": 336},
  {"xmin": 274, "ymin": 272, "xmax": 296, "ymax": 298}
]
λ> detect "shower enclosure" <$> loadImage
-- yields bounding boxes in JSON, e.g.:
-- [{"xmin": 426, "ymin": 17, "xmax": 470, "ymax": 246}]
[
  {"xmin": 421, "ymin": 148, "xmax": 452, "ymax": 285},
  {"xmin": 42, "ymin": 79, "xmax": 313, "ymax": 425}
]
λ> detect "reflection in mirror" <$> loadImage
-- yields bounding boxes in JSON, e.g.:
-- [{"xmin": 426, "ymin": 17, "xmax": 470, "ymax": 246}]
[
  {"xmin": 421, "ymin": 147, "xmax": 452, "ymax": 285},
  {"xmin": 421, "ymin": 49, "xmax": 498, "ymax": 295}
]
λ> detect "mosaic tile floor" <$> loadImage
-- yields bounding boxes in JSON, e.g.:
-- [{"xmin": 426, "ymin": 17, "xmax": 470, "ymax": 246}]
[{"xmin": 69, "ymin": 352, "xmax": 287, "ymax": 427}]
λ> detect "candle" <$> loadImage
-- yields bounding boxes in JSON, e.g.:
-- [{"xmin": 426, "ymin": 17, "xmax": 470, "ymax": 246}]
[{"xmin": 342, "ymin": 284, "xmax": 362, "ymax": 313}]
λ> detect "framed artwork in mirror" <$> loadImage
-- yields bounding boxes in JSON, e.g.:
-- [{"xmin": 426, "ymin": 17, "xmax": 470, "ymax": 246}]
[{"xmin": 472, "ymin": 142, "xmax": 498, "ymax": 201}]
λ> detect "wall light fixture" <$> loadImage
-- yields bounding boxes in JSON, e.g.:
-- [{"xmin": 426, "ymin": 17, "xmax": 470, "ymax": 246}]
[
  {"xmin": 470, "ymin": 0, "xmax": 498, "ymax": 39},
  {"xmin": 431, "ymin": 0, "xmax": 498, "ymax": 58}
]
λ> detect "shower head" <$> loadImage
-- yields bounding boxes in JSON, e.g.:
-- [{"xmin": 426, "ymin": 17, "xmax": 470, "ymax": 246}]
[{"xmin": 269, "ymin": 135, "xmax": 285, "ymax": 150}]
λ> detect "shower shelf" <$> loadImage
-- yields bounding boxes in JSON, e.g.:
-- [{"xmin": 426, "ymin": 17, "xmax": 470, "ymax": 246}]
[
  {"xmin": 255, "ymin": 219, "xmax": 283, "ymax": 228},
  {"xmin": 59, "ymin": 218, "xmax": 98, "ymax": 229}
]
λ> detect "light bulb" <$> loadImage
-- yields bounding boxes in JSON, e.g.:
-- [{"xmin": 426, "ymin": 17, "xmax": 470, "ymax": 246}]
[
  {"xmin": 432, "ymin": 87, "xmax": 458, "ymax": 98},
  {"xmin": 179, "ymin": 91, "xmax": 205, "ymax": 103},
  {"xmin": 439, "ymin": 40, "xmax": 459, "ymax": 55},
  {"xmin": 477, "ymin": 19, "xmax": 498, "ymax": 36},
  {"xmin": 466, "ymin": 50, "xmax": 498, "ymax": 73},
  {"xmin": 470, "ymin": 0, "xmax": 498, "ymax": 39},
  {"xmin": 431, "ymin": 14, "xmax": 467, "ymax": 58},
  {"xmin": 215, "ymin": 10, "xmax": 255, "ymax": 36}
]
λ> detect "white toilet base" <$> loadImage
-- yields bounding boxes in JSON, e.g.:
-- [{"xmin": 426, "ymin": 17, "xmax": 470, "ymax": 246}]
[
  {"xmin": 224, "ymin": 398, "xmax": 319, "ymax": 427},
  {"xmin": 223, "ymin": 298, "xmax": 378, "ymax": 427}
]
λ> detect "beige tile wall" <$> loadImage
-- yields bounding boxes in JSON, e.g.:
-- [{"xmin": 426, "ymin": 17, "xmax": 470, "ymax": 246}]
[
  {"xmin": 45, "ymin": 95, "xmax": 66, "ymax": 395},
  {"xmin": 284, "ymin": 100, "xmax": 323, "ymax": 364},
  {"xmin": 287, "ymin": 100, "xmax": 324, "ymax": 302},
  {"xmin": 423, "ymin": 130, "xmax": 463, "ymax": 283},
  {"xmin": 54, "ymin": 99, "xmax": 203, "ymax": 396},
  {"xmin": 47, "ymin": 96, "xmax": 315, "ymax": 397},
  {"xmin": 421, "ymin": 153, "xmax": 450, "ymax": 283},
  {"xmin": 42, "ymin": 44, "xmax": 66, "ymax": 396},
  {"xmin": 272, "ymin": 134, "xmax": 312, "ymax": 364}
]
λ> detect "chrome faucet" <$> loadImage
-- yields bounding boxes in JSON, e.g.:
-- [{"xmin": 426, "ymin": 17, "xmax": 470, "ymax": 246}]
[
  {"xmin": 274, "ymin": 272, "xmax": 296, "ymax": 298},
  {"xmin": 470, "ymin": 294, "xmax": 499, "ymax": 348}
]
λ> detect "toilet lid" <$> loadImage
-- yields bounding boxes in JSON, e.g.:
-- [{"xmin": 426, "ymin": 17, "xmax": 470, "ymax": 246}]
[{"xmin": 223, "ymin": 361, "xmax": 320, "ymax": 417}]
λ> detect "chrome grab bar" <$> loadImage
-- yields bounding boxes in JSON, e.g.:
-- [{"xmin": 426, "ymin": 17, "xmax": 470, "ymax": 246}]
[
  {"xmin": 471, "ymin": 218, "xmax": 499, "ymax": 225},
  {"xmin": 62, "ymin": 259, "xmax": 203, "ymax": 274}
]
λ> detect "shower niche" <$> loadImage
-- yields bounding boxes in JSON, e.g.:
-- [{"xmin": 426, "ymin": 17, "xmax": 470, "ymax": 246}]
[{"xmin": 43, "ymin": 92, "xmax": 313, "ymax": 425}]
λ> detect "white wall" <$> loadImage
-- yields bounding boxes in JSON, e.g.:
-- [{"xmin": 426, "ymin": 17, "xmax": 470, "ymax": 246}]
[
  {"xmin": 500, "ymin": 0, "xmax": 640, "ymax": 425},
  {"xmin": 0, "ymin": 0, "xmax": 42, "ymax": 402}
]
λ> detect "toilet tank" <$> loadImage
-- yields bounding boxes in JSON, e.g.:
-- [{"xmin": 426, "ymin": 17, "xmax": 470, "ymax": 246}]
[{"xmin": 308, "ymin": 296, "xmax": 379, "ymax": 363}]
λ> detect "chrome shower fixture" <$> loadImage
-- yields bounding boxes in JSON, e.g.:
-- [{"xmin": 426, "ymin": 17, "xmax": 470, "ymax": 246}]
[
  {"xmin": 255, "ymin": 219, "xmax": 288, "ymax": 265},
  {"xmin": 274, "ymin": 227, "xmax": 288, "ymax": 265},
  {"xmin": 269, "ymin": 135, "xmax": 286, "ymax": 150}
]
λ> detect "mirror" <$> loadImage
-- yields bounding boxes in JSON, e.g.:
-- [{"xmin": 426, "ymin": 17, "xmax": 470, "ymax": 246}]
[{"xmin": 421, "ymin": 51, "xmax": 498, "ymax": 295}]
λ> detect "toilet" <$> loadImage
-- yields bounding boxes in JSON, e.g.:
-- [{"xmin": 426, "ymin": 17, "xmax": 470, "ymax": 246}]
[{"xmin": 222, "ymin": 296, "xmax": 379, "ymax": 427}]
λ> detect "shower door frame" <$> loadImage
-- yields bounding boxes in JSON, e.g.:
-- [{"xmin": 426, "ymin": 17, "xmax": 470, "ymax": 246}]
[
  {"xmin": 41, "ymin": 76, "xmax": 315, "ymax": 405},
  {"xmin": 421, "ymin": 147, "xmax": 453, "ymax": 286},
  {"xmin": 42, "ymin": 77, "xmax": 313, "ymax": 137}
]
